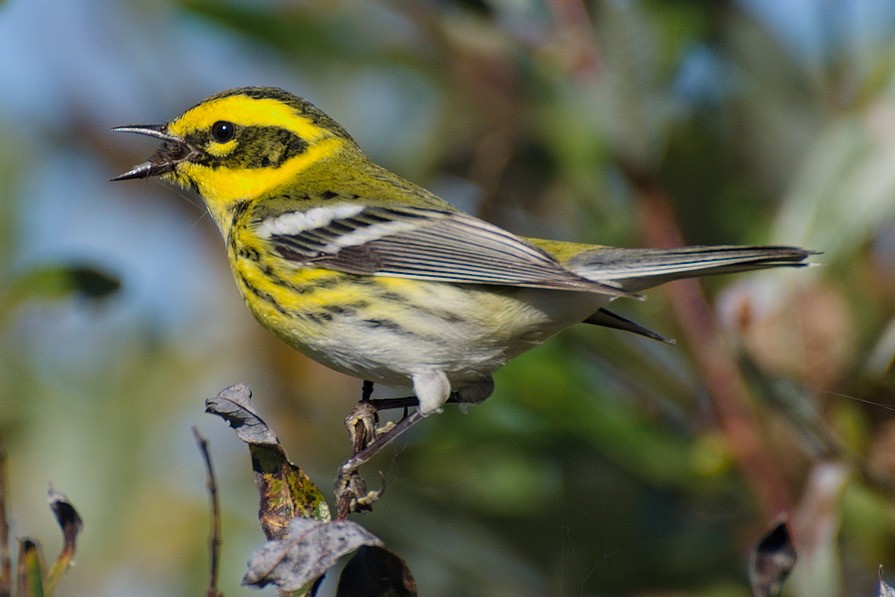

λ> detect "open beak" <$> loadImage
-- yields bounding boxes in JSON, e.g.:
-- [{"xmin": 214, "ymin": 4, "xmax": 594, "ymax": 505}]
[{"xmin": 110, "ymin": 124, "xmax": 194, "ymax": 181}]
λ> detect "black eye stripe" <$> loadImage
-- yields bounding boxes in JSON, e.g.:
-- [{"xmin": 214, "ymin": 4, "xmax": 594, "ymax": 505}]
[
  {"xmin": 190, "ymin": 125, "xmax": 308, "ymax": 169},
  {"xmin": 211, "ymin": 120, "xmax": 235, "ymax": 143}
]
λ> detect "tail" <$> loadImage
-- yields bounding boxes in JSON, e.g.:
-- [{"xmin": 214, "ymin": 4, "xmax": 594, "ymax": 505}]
[
  {"xmin": 573, "ymin": 245, "xmax": 814, "ymax": 342},
  {"xmin": 567, "ymin": 245, "xmax": 814, "ymax": 292}
]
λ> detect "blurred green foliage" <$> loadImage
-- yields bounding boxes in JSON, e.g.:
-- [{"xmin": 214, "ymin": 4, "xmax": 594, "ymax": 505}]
[{"xmin": 2, "ymin": 0, "xmax": 895, "ymax": 595}]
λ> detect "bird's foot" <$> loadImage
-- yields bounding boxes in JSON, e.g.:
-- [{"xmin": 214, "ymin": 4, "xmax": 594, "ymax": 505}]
[
  {"xmin": 335, "ymin": 379, "xmax": 486, "ymax": 517},
  {"xmin": 335, "ymin": 397, "xmax": 424, "ymax": 518}
]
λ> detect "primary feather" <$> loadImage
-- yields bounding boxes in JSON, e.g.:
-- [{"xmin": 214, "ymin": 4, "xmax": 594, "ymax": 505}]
[{"xmin": 567, "ymin": 245, "xmax": 810, "ymax": 291}]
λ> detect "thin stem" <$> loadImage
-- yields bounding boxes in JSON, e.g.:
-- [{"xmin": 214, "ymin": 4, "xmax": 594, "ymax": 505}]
[
  {"xmin": 339, "ymin": 411, "xmax": 425, "ymax": 476},
  {"xmin": 0, "ymin": 449, "xmax": 10, "ymax": 597},
  {"xmin": 192, "ymin": 427, "xmax": 223, "ymax": 597}
]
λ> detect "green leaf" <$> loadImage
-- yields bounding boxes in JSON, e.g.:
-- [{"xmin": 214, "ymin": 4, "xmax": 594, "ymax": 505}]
[
  {"xmin": 16, "ymin": 539, "xmax": 44, "ymax": 597},
  {"xmin": 4, "ymin": 263, "xmax": 120, "ymax": 307}
]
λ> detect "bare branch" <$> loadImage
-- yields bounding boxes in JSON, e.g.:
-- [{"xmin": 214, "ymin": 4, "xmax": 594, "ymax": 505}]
[{"xmin": 193, "ymin": 427, "xmax": 223, "ymax": 597}]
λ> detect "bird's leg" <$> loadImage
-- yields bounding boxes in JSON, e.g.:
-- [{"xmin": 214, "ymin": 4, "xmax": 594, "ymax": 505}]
[
  {"xmin": 361, "ymin": 379, "xmax": 375, "ymax": 401},
  {"xmin": 335, "ymin": 405, "xmax": 426, "ymax": 517},
  {"xmin": 367, "ymin": 393, "xmax": 464, "ymax": 411},
  {"xmin": 366, "ymin": 376, "xmax": 492, "ymax": 413},
  {"xmin": 335, "ymin": 384, "xmax": 462, "ymax": 517},
  {"xmin": 350, "ymin": 380, "xmax": 379, "ymax": 452},
  {"xmin": 336, "ymin": 399, "xmax": 383, "ymax": 518}
]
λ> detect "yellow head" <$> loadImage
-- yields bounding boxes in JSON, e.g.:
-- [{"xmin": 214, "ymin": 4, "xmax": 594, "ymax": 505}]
[{"xmin": 112, "ymin": 87, "xmax": 357, "ymax": 223}]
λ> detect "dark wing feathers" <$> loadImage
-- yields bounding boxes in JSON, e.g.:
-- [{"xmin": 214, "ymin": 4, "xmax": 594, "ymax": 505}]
[
  {"xmin": 584, "ymin": 308, "xmax": 674, "ymax": 344},
  {"xmin": 258, "ymin": 205, "xmax": 634, "ymax": 297}
]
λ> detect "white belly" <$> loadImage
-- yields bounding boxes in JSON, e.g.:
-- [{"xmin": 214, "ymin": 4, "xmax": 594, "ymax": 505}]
[{"xmin": 276, "ymin": 279, "xmax": 609, "ymax": 390}]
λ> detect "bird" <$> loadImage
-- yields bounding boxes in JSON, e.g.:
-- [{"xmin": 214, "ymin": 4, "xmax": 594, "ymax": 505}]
[{"xmin": 112, "ymin": 86, "xmax": 811, "ymax": 417}]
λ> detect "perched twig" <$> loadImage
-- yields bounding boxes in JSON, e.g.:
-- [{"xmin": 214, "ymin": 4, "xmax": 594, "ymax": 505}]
[
  {"xmin": 192, "ymin": 427, "xmax": 223, "ymax": 597},
  {"xmin": 336, "ymin": 401, "xmax": 387, "ymax": 520},
  {"xmin": 334, "ymin": 385, "xmax": 477, "ymax": 517},
  {"xmin": 340, "ymin": 411, "xmax": 423, "ymax": 475}
]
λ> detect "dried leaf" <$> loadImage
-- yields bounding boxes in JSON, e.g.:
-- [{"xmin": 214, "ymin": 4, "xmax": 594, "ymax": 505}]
[
  {"xmin": 16, "ymin": 539, "xmax": 44, "ymax": 597},
  {"xmin": 45, "ymin": 487, "xmax": 82, "ymax": 593},
  {"xmin": 205, "ymin": 383, "xmax": 278, "ymax": 446},
  {"xmin": 243, "ymin": 517, "xmax": 383, "ymax": 592},
  {"xmin": 749, "ymin": 520, "xmax": 797, "ymax": 597},
  {"xmin": 337, "ymin": 545, "xmax": 417, "ymax": 597},
  {"xmin": 206, "ymin": 384, "xmax": 330, "ymax": 539}
]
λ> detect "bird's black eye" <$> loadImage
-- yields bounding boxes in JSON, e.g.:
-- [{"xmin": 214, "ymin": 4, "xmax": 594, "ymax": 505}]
[{"xmin": 211, "ymin": 120, "xmax": 235, "ymax": 143}]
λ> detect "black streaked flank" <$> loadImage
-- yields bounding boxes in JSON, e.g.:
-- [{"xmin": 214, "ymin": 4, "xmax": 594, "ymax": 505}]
[
  {"xmin": 230, "ymin": 199, "xmax": 252, "ymax": 227},
  {"xmin": 373, "ymin": 289, "xmax": 463, "ymax": 323},
  {"xmin": 281, "ymin": 190, "xmax": 313, "ymax": 202},
  {"xmin": 416, "ymin": 305, "xmax": 467, "ymax": 325},
  {"xmin": 376, "ymin": 291, "xmax": 410, "ymax": 305},
  {"xmin": 323, "ymin": 304, "xmax": 356, "ymax": 318},
  {"xmin": 236, "ymin": 272, "xmax": 289, "ymax": 316},
  {"xmin": 255, "ymin": 263, "xmax": 328, "ymax": 296},
  {"xmin": 237, "ymin": 247, "xmax": 261, "ymax": 261},
  {"xmin": 362, "ymin": 318, "xmax": 410, "ymax": 333},
  {"xmin": 254, "ymin": 260, "xmax": 347, "ymax": 295}
]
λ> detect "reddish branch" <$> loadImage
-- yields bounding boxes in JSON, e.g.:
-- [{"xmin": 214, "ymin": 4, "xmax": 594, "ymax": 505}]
[{"xmin": 626, "ymin": 169, "xmax": 793, "ymax": 519}]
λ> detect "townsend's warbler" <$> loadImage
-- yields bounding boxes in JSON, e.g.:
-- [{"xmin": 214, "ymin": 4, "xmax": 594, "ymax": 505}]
[{"xmin": 113, "ymin": 87, "xmax": 810, "ymax": 415}]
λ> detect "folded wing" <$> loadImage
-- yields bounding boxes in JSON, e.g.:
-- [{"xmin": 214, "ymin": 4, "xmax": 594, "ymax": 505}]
[{"xmin": 255, "ymin": 205, "xmax": 637, "ymax": 297}]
